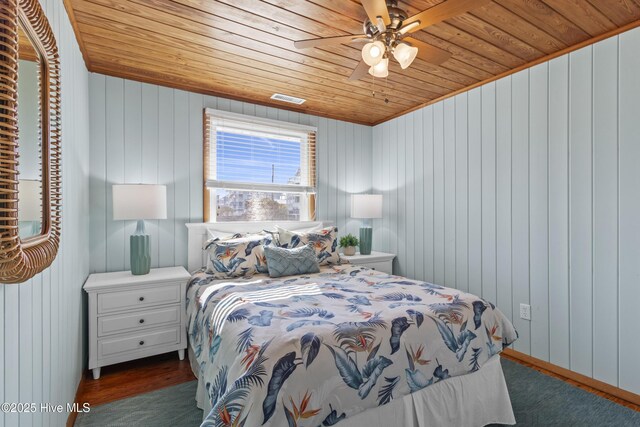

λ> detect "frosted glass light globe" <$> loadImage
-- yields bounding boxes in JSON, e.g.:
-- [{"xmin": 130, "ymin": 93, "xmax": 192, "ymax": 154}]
[{"xmin": 362, "ymin": 41, "xmax": 385, "ymax": 66}]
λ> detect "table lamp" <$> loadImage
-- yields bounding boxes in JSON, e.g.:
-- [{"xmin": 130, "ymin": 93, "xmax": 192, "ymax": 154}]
[
  {"xmin": 351, "ymin": 194, "xmax": 383, "ymax": 255},
  {"xmin": 113, "ymin": 184, "xmax": 167, "ymax": 275}
]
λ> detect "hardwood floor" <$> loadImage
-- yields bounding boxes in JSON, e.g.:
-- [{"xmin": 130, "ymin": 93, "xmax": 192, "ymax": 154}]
[
  {"xmin": 70, "ymin": 350, "xmax": 638, "ymax": 426},
  {"xmin": 78, "ymin": 352, "xmax": 195, "ymax": 407}
]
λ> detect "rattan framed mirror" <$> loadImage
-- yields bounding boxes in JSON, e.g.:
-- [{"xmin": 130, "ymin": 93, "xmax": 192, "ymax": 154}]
[{"xmin": 0, "ymin": 0, "xmax": 61, "ymax": 283}]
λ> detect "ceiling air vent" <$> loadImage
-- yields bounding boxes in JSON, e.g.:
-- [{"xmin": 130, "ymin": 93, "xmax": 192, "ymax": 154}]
[{"xmin": 271, "ymin": 93, "xmax": 306, "ymax": 105}]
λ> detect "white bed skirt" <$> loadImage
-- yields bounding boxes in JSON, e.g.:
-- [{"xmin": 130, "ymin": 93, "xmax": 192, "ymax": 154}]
[{"xmin": 189, "ymin": 347, "xmax": 515, "ymax": 427}]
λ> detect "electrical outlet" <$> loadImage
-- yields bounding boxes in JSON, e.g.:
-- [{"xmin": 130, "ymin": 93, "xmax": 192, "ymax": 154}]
[{"xmin": 520, "ymin": 303, "xmax": 531, "ymax": 321}]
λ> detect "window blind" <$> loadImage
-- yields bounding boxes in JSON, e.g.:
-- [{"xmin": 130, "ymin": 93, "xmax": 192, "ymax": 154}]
[{"xmin": 203, "ymin": 109, "xmax": 317, "ymax": 222}]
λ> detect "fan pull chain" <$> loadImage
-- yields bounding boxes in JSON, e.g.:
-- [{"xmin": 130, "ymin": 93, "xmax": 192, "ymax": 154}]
[
  {"xmin": 370, "ymin": 75, "xmax": 390, "ymax": 104},
  {"xmin": 384, "ymin": 75, "xmax": 390, "ymax": 104},
  {"xmin": 371, "ymin": 74, "xmax": 376, "ymax": 98}
]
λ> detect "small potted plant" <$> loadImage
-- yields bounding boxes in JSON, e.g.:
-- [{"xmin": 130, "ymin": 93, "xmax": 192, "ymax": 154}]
[{"xmin": 339, "ymin": 234, "xmax": 359, "ymax": 256}]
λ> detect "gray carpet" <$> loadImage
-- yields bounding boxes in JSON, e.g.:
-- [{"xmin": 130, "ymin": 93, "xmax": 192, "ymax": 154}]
[
  {"xmin": 491, "ymin": 359, "xmax": 639, "ymax": 427},
  {"xmin": 75, "ymin": 358, "xmax": 639, "ymax": 426}
]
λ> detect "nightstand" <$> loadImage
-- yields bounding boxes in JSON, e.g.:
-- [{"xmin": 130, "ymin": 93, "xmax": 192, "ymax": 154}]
[
  {"xmin": 341, "ymin": 251, "xmax": 395, "ymax": 274},
  {"xmin": 84, "ymin": 266, "xmax": 191, "ymax": 379}
]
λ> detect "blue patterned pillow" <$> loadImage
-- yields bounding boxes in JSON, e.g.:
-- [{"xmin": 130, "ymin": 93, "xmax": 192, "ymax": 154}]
[
  {"xmin": 263, "ymin": 244, "xmax": 320, "ymax": 278},
  {"xmin": 275, "ymin": 226, "xmax": 341, "ymax": 266},
  {"xmin": 204, "ymin": 234, "xmax": 270, "ymax": 278}
]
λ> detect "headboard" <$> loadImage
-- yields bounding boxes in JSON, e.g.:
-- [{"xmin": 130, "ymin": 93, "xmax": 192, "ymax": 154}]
[{"xmin": 185, "ymin": 221, "xmax": 326, "ymax": 273}]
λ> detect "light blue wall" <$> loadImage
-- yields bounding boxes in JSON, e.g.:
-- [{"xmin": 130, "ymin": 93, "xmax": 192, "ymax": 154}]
[
  {"xmin": 1, "ymin": 0, "xmax": 91, "ymax": 426},
  {"xmin": 372, "ymin": 28, "xmax": 640, "ymax": 395},
  {"xmin": 88, "ymin": 75, "xmax": 372, "ymax": 274}
]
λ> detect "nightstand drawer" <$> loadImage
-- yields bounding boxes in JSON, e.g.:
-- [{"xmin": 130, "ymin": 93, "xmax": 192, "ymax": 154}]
[
  {"xmin": 98, "ymin": 326, "xmax": 180, "ymax": 358},
  {"xmin": 98, "ymin": 305, "xmax": 181, "ymax": 337},
  {"xmin": 97, "ymin": 283, "xmax": 181, "ymax": 314},
  {"xmin": 358, "ymin": 261, "xmax": 393, "ymax": 274}
]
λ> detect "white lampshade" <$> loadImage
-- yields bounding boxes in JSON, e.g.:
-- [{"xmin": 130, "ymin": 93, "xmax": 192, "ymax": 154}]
[
  {"xmin": 368, "ymin": 58, "xmax": 389, "ymax": 78},
  {"xmin": 351, "ymin": 194, "xmax": 383, "ymax": 219},
  {"xmin": 113, "ymin": 184, "xmax": 167, "ymax": 220},
  {"xmin": 18, "ymin": 179, "xmax": 41, "ymax": 221},
  {"xmin": 393, "ymin": 43, "xmax": 418, "ymax": 69},
  {"xmin": 362, "ymin": 41, "xmax": 385, "ymax": 66}
]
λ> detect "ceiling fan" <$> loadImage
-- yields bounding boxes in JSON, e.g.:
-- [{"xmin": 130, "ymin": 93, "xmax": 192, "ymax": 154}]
[{"xmin": 294, "ymin": 0, "xmax": 490, "ymax": 80}]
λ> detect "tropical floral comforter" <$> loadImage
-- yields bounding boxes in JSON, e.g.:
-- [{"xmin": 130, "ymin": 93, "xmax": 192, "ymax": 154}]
[{"xmin": 186, "ymin": 265, "xmax": 517, "ymax": 427}]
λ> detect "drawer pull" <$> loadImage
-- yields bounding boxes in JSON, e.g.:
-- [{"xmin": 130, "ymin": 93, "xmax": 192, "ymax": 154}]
[
  {"xmin": 139, "ymin": 340, "xmax": 145, "ymax": 346},
  {"xmin": 139, "ymin": 319, "xmax": 145, "ymax": 324},
  {"xmin": 139, "ymin": 296, "xmax": 144, "ymax": 301}
]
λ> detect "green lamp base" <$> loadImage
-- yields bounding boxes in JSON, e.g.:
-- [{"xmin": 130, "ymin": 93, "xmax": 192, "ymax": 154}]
[
  {"xmin": 359, "ymin": 226, "xmax": 373, "ymax": 255},
  {"xmin": 130, "ymin": 220, "xmax": 151, "ymax": 275}
]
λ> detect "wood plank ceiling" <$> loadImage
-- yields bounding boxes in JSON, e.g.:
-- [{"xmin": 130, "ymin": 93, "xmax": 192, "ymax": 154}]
[{"xmin": 64, "ymin": 0, "xmax": 640, "ymax": 125}]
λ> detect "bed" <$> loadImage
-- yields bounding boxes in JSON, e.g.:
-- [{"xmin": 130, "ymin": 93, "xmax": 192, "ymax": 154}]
[{"xmin": 185, "ymin": 222, "xmax": 517, "ymax": 427}]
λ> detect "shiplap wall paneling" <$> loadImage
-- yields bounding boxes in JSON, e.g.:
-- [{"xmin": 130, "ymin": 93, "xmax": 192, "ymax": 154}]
[
  {"xmin": 142, "ymin": 84, "xmax": 161, "ymax": 269},
  {"xmin": 569, "ymin": 46, "xmax": 593, "ymax": 378},
  {"xmin": 433, "ymin": 103, "xmax": 445, "ymax": 286},
  {"xmin": 372, "ymin": 27, "xmax": 640, "ymax": 394},
  {"xmin": 422, "ymin": 106, "xmax": 435, "ymax": 284},
  {"xmin": 443, "ymin": 98, "xmax": 456, "ymax": 289},
  {"xmin": 413, "ymin": 110, "xmax": 425, "ymax": 282},
  {"xmin": 89, "ymin": 74, "xmax": 107, "ymax": 274},
  {"xmin": 618, "ymin": 27, "xmax": 640, "ymax": 396},
  {"xmin": 1, "ymin": 0, "xmax": 91, "ymax": 426},
  {"xmin": 188, "ymin": 93, "xmax": 204, "ymax": 224},
  {"xmin": 592, "ymin": 36, "xmax": 618, "ymax": 387},
  {"xmin": 455, "ymin": 94, "xmax": 468, "ymax": 294},
  {"xmin": 158, "ymin": 87, "xmax": 175, "ymax": 268},
  {"xmin": 123, "ymin": 81, "xmax": 142, "ymax": 271},
  {"xmin": 467, "ymin": 88, "xmax": 482, "ymax": 299},
  {"xmin": 389, "ymin": 119, "xmax": 399, "ymax": 272},
  {"xmin": 380, "ymin": 120, "xmax": 391, "ymax": 258},
  {"xmin": 547, "ymin": 54, "xmax": 570, "ymax": 370},
  {"xmin": 495, "ymin": 77, "xmax": 513, "ymax": 323},
  {"xmin": 105, "ymin": 77, "xmax": 125, "ymax": 272},
  {"xmin": 480, "ymin": 83, "xmax": 497, "ymax": 305},
  {"xmin": 529, "ymin": 62, "xmax": 549, "ymax": 362},
  {"xmin": 317, "ymin": 116, "xmax": 329, "ymax": 224},
  {"xmin": 405, "ymin": 112, "xmax": 415, "ymax": 280},
  {"xmin": 510, "ymin": 70, "xmax": 530, "ymax": 355},
  {"xmin": 397, "ymin": 114, "xmax": 406, "ymax": 277},
  {"xmin": 89, "ymin": 75, "xmax": 373, "ymax": 274}
]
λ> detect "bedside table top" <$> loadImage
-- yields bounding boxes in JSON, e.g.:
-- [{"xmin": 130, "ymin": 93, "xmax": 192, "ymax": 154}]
[
  {"xmin": 84, "ymin": 266, "xmax": 191, "ymax": 291},
  {"xmin": 341, "ymin": 251, "xmax": 396, "ymax": 263}
]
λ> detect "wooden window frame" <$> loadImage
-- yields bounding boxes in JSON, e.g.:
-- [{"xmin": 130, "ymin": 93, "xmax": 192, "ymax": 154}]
[{"xmin": 203, "ymin": 108, "xmax": 317, "ymax": 223}]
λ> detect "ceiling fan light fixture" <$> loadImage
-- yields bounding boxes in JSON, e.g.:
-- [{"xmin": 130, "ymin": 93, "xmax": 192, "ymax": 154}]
[
  {"xmin": 393, "ymin": 42, "xmax": 418, "ymax": 69},
  {"xmin": 362, "ymin": 41, "xmax": 385, "ymax": 66},
  {"xmin": 368, "ymin": 57, "xmax": 389, "ymax": 78}
]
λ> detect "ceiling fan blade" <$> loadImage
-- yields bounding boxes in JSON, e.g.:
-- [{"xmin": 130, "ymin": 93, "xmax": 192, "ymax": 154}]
[
  {"xmin": 403, "ymin": 37, "xmax": 452, "ymax": 66},
  {"xmin": 401, "ymin": 0, "xmax": 492, "ymax": 34},
  {"xmin": 294, "ymin": 34, "xmax": 368, "ymax": 49},
  {"xmin": 349, "ymin": 59, "xmax": 370, "ymax": 81},
  {"xmin": 361, "ymin": 0, "xmax": 391, "ymax": 26}
]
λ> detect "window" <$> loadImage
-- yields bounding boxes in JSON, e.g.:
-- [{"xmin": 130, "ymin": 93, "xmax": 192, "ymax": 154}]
[{"xmin": 204, "ymin": 109, "xmax": 317, "ymax": 222}]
